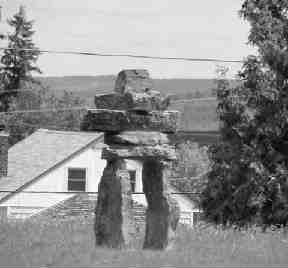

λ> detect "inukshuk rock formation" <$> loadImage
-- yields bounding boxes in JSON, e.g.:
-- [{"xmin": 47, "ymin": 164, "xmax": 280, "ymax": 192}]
[{"xmin": 81, "ymin": 69, "xmax": 180, "ymax": 249}]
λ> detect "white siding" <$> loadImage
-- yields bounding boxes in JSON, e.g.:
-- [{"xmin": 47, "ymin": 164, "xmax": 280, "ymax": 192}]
[
  {"xmin": 127, "ymin": 159, "xmax": 147, "ymax": 206},
  {"xmin": 0, "ymin": 143, "xmax": 145, "ymax": 218},
  {"xmin": 0, "ymin": 144, "xmax": 106, "ymax": 212}
]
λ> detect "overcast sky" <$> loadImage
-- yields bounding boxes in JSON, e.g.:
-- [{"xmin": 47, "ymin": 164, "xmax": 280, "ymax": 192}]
[{"xmin": 0, "ymin": 0, "xmax": 256, "ymax": 78}]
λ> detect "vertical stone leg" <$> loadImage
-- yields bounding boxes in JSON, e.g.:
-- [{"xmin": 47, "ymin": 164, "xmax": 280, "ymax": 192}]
[
  {"xmin": 95, "ymin": 159, "xmax": 135, "ymax": 248},
  {"xmin": 142, "ymin": 160, "xmax": 180, "ymax": 250}
]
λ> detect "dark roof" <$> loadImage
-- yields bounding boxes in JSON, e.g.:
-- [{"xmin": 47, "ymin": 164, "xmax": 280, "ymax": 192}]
[{"xmin": 0, "ymin": 129, "xmax": 104, "ymax": 201}]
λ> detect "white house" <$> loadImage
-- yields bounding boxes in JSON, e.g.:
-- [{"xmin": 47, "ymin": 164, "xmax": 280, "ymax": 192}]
[
  {"xmin": 0, "ymin": 129, "xmax": 143, "ymax": 219},
  {"xmin": 0, "ymin": 128, "xmax": 201, "ymax": 226}
]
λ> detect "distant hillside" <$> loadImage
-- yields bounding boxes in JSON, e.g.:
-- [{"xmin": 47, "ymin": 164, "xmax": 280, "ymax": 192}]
[
  {"xmin": 37, "ymin": 75, "xmax": 237, "ymax": 131},
  {"xmin": 38, "ymin": 75, "xmax": 238, "ymax": 104}
]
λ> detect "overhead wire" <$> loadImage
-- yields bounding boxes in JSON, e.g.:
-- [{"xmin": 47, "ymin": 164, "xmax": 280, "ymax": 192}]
[
  {"xmin": 0, "ymin": 106, "xmax": 88, "ymax": 115},
  {"xmin": 0, "ymin": 190, "xmax": 202, "ymax": 195},
  {"xmin": 0, "ymin": 47, "xmax": 244, "ymax": 63},
  {"xmin": 0, "ymin": 97, "xmax": 218, "ymax": 115}
]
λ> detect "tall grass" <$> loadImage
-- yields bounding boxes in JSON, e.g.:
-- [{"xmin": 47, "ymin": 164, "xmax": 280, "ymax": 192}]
[{"xmin": 1, "ymin": 216, "xmax": 288, "ymax": 267}]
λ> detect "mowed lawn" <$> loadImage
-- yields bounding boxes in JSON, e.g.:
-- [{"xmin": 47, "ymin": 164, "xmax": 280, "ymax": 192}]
[{"xmin": 1, "ymin": 216, "xmax": 288, "ymax": 267}]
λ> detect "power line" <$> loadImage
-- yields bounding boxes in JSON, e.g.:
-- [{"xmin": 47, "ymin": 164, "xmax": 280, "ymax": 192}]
[
  {"xmin": 172, "ymin": 97, "xmax": 217, "ymax": 103},
  {"xmin": 0, "ymin": 98, "xmax": 218, "ymax": 115},
  {"xmin": 0, "ymin": 47, "xmax": 244, "ymax": 63},
  {"xmin": 0, "ymin": 106, "xmax": 88, "ymax": 115},
  {"xmin": 0, "ymin": 190, "xmax": 201, "ymax": 195}
]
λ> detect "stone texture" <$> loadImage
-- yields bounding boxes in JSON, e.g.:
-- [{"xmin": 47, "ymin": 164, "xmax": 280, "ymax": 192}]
[
  {"xmin": 94, "ymin": 93, "xmax": 132, "ymax": 110},
  {"xmin": 142, "ymin": 160, "xmax": 180, "ymax": 249},
  {"xmin": 105, "ymin": 131, "xmax": 170, "ymax": 146},
  {"xmin": 114, "ymin": 69, "xmax": 153, "ymax": 94},
  {"xmin": 81, "ymin": 109, "xmax": 180, "ymax": 133},
  {"xmin": 95, "ymin": 159, "xmax": 136, "ymax": 248},
  {"xmin": 126, "ymin": 91, "xmax": 171, "ymax": 111},
  {"xmin": 102, "ymin": 145, "xmax": 176, "ymax": 161},
  {"xmin": 95, "ymin": 92, "xmax": 170, "ymax": 112}
]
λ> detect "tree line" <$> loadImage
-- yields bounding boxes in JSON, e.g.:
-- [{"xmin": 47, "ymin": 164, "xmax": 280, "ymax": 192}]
[
  {"xmin": 0, "ymin": 6, "xmax": 85, "ymax": 145},
  {"xmin": 201, "ymin": 0, "xmax": 288, "ymax": 228}
]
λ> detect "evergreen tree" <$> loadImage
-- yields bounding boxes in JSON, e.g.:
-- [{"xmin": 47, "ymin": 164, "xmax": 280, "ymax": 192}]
[
  {"xmin": 0, "ymin": 5, "xmax": 41, "ymax": 112},
  {"xmin": 201, "ymin": 0, "xmax": 288, "ymax": 227}
]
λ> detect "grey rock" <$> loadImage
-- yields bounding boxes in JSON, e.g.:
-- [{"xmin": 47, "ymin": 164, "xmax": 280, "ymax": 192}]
[
  {"xmin": 114, "ymin": 69, "xmax": 153, "ymax": 94},
  {"xmin": 102, "ymin": 145, "xmax": 177, "ymax": 161},
  {"xmin": 142, "ymin": 160, "xmax": 180, "ymax": 249},
  {"xmin": 94, "ymin": 93, "xmax": 132, "ymax": 110},
  {"xmin": 105, "ymin": 131, "xmax": 170, "ymax": 146},
  {"xmin": 95, "ymin": 159, "xmax": 136, "ymax": 248},
  {"xmin": 94, "ymin": 91, "xmax": 170, "ymax": 112},
  {"xmin": 81, "ymin": 109, "xmax": 180, "ymax": 133}
]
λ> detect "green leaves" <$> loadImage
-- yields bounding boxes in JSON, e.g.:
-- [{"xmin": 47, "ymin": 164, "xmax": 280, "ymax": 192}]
[
  {"xmin": 0, "ymin": 6, "xmax": 40, "ymax": 112},
  {"xmin": 201, "ymin": 0, "xmax": 288, "ymax": 227}
]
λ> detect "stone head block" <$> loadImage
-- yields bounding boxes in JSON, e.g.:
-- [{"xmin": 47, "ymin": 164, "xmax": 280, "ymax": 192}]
[
  {"xmin": 81, "ymin": 109, "xmax": 180, "ymax": 133},
  {"xmin": 102, "ymin": 145, "xmax": 177, "ymax": 161},
  {"xmin": 114, "ymin": 69, "xmax": 153, "ymax": 94}
]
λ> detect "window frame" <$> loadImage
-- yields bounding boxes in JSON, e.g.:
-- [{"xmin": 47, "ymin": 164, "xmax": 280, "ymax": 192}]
[
  {"xmin": 128, "ymin": 169, "xmax": 137, "ymax": 193},
  {"xmin": 67, "ymin": 167, "xmax": 87, "ymax": 192}
]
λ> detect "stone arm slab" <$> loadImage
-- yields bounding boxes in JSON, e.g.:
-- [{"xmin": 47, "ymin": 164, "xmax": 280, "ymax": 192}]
[
  {"xmin": 81, "ymin": 109, "xmax": 180, "ymax": 133},
  {"xmin": 94, "ymin": 92, "xmax": 170, "ymax": 112},
  {"xmin": 105, "ymin": 131, "xmax": 170, "ymax": 146},
  {"xmin": 102, "ymin": 145, "xmax": 177, "ymax": 161}
]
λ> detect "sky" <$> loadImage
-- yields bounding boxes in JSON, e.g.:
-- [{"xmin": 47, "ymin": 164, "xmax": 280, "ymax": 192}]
[{"xmin": 0, "ymin": 0, "xmax": 256, "ymax": 78}]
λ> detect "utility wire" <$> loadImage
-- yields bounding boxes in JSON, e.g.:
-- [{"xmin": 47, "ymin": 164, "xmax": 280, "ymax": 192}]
[
  {"xmin": 0, "ymin": 190, "xmax": 201, "ymax": 195},
  {"xmin": 0, "ymin": 106, "xmax": 88, "ymax": 115},
  {"xmin": 0, "ymin": 88, "xmax": 43, "ymax": 94},
  {"xmin": 0, "ymin": 47, "xmax": 244, "ymax": 63},
  {"xmin": 0, "ymin": 97, "xmax": 218, "ymax": 115},
  {"xmin": 172, "ymin": 97, "xmax": 217, "ymax": 103}
]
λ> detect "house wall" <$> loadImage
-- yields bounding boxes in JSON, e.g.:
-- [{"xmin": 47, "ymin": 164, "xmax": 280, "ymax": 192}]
[{"xmin": 0, "ymin": 143, "xmax": 144, "ymax": 218}]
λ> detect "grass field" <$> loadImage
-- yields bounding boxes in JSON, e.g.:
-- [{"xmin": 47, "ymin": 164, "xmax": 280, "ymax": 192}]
[{"xmin": 1, "ymin": 216, "xmax": 288, "ymax": 267}]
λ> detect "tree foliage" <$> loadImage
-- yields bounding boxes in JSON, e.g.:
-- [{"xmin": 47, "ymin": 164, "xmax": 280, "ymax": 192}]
[
  {"xmin": 0, "ymin": 6, "xmax": 41, "ymax": 112},
  {"xmin": 1, "ymin": 87, "xmax": 86, "ymax": 146},
  {"xmin": 201, "ymin": 0, "xmax": 288, "ymax": 227}
]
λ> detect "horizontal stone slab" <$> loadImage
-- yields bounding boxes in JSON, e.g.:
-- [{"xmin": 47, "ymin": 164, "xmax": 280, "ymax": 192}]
[
  {"xmin": 102, "ymin": 145, "xmax": 177, "ymax": 160},
  {"xmin": 105, "ymin": 131, "xmax": 170, "ymax": 146},
  {"xmin": 81, "ymin": 109, "xmax": 180, "ymax": 133},
  {"xmin": 94, "ymin": 92, "xmax": 170, "ymax": 112},
  {"xmin": 94, "ymin": 93, "xmax": 132, "ymax": 110}
]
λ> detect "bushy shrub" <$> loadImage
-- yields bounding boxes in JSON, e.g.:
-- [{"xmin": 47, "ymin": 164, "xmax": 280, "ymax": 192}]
[{"xmin": 201, "ymin": 0, "xmax": 288, "ymax": 227}]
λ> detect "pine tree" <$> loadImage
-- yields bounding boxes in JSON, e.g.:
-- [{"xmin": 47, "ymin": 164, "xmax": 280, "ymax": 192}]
[
  {"xmin": 201, "ymin": 0, "xmax": 288, "ymax": 227},
  {"xmin": 0, "ymin": 5, "xmax": 41, "ymax": 112}
]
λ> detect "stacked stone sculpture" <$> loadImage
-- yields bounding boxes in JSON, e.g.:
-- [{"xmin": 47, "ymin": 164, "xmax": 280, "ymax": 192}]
[{"xmin": 81, "ymin": 69, "xmax": 180, "ymax": 249}]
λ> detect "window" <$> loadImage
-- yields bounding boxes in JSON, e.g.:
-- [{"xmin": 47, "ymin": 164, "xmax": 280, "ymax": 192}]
[
  {"xmin": 128, "ymin": 170, "xmax": 136, "ymax": 192},
  {"xmin": 68, "ymin": 168, "xmax": 86, "ymax": 191},
  {"xmin": 193, "ymin": 212, "xmax": 205, "ymax": 226}
]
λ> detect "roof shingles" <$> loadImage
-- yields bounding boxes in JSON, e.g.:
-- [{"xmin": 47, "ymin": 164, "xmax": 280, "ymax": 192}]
[{"xmin": 0, "ymin": 129, "xmax": 103, "ymax": 201}]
